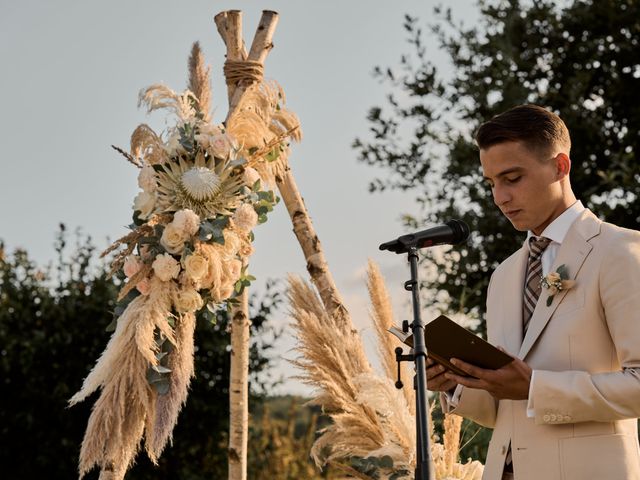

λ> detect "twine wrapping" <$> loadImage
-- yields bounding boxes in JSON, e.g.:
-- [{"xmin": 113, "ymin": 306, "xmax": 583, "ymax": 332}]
[{"xmin": 223, "ymin": 60, "xmax": 264, "ymax": 85}]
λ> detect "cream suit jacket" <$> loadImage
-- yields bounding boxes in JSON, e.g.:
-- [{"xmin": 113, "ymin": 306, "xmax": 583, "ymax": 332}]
[{"xmin": 445, "ymin": 209, "xmax": 640, "ymax": 480}]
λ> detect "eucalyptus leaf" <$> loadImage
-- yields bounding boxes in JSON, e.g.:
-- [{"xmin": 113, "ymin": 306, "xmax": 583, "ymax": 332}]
[
  {"xmin": 105, "ymin": 317, "xmax": 118, "ymax": 332},
  {"xmin": 152, "ymin": 364, "xmax": 172, "ymax": 374},
  {"xmin": 154, "ymin": 377, "xmax": 171, "ymax": 395}
]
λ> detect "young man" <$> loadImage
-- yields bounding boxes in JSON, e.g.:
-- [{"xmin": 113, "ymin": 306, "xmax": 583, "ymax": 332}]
[{"xmin": 429, "ymin": 105, "xmax": 640, "ymax": 480}]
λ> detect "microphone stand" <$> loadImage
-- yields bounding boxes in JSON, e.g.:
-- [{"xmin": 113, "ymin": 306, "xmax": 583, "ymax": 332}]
[
  {"xmin": 397, "ymin": 246, "xmax": 432, "ymax": 480},
  {"xmin": 380, "ymin": 219, "xmax": 469, "ymax": 480}
]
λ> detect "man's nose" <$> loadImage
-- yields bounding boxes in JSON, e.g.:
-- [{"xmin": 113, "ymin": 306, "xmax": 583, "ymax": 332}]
[{"xmin": 493, "ymin": 185, "xmax": 510, "ymax": 206}]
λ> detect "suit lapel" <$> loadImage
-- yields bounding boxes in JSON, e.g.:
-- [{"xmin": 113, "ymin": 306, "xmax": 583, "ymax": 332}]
[
  {"xmin": 500, "ymin": 245, "xmax": 528, "ymax": 355},
  {"xmin": 518, "ymin": 210, "xmax": 601, "ymax": 360}
]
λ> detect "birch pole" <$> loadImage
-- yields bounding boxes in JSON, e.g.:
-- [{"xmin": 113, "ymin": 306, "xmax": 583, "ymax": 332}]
[
  {"xmin": 214, "ymin": 10, "xmax": 252, "ymax": 480},
  {"xmin": 214, "ymin": 9, "xmax": 355, "ymax": 479}
]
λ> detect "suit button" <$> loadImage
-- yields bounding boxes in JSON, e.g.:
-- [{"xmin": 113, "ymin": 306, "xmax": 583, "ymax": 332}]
[
  {"xmin": 543, "ymin": 414, "xmax": 551, "ymax": 422},
  {"xmin": 501, "ymin": 445, "xmax": 507, "ymax": 455}
]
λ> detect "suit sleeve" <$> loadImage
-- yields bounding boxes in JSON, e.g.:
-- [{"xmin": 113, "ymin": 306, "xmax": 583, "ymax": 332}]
[{"xmin": 530, "ymin": 229, "xmax": 640, "ymax": 424}]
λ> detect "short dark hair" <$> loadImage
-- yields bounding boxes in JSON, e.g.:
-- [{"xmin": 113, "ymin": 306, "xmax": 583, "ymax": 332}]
[{"xmin": 475, "ymin": 104, "xmax": 571, "ymax": 156}]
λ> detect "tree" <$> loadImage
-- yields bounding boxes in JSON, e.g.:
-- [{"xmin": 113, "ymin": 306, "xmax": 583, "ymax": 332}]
[
  {"xmin": 354, "ymin": 0, "xmax": 640, "ymax": 323},
  {"xmin": 0, "ymin": 226, "xmax": 281, "ymax": 479}
]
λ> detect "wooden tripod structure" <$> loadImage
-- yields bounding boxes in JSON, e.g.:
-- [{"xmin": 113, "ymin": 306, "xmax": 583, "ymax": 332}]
[{"xmin": 214, "ymin": 9, "xmax": 355, "ymax": 480}]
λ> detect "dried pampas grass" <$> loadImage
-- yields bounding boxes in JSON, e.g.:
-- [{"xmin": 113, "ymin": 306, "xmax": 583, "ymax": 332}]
[
  {"xmin": 290, "ymin": 262, "xmax": 484, "ymax": 480},
  {"xmin": 288, "ymin": 276, "xmax": 386, "ymax": 466},
  {"xmin": 147, "ymin": 311, "xmax": 197, "ymax": 460},
  {"xmin": 187, "ymin": 42, "xmax": 212, "ymax": 122},
  {"xmin": 226, "ymin": 80, "xmax": 301, "ymax": 185},
  {"xmin": 366, "ymin": 259, "xmax": 415, "ymax": 415},
  {"xmin": 130, "ymin": 124, "xmax": 167, "ymax": 165},
  {"xmin": 138, "ymin": 84, "xmax": 198, "ymax": 122},
  {"xmin": 69, "ymin": 278, "xmax": 176, "ymax": 479}
]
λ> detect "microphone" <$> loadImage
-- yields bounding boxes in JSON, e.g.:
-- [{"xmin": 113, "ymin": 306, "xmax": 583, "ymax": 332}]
[{"xmin": 379, "ymin": 219, "xmax": 470, "ymax": 254}]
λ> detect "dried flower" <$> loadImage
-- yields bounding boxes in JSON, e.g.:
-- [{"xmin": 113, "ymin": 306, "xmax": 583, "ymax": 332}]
[
  {"xmin": 152, "ymin": 253, "xmax": 181, "ymax": 282},
  {"xmin": 232, "ymin": 204, "xmax": 258, "ymax": 232},
  {"xmin": 123, "ymin": 255, "xmax": 143, "ymax": 278},
  {"xmin": 133, "ymin": 191, "xmax": 156, "ymax": 219},
  {"xmin": 136, "ymin": 277, "xmax": 151, "ymax": 295},
  {"xmin": 173, "ymin": 209, "xmax": 200, "ymax": 236},
  {"xmin": 138, "ymin": 164, "xmax": 157, "ymax": 192},
  {"xmin": 242, "ymin": 167, "xmax": 261, "ymax": 187}
]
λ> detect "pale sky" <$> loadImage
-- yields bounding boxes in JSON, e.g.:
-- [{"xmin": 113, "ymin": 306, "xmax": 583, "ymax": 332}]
[{"xmin": 0, "ymin": 0, "xmax": 479, "ymax": 394}]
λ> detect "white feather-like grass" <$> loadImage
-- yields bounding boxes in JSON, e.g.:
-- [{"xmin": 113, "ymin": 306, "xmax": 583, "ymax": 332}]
[{"xmin": 70, "ymin": 277, "xmax": 176, "ymax": 478}]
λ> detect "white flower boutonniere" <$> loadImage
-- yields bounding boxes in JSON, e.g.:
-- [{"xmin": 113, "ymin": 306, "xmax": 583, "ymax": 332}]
[{"xmin": 540, "ymin": 264, "xmax": 576, "ymax": 306}]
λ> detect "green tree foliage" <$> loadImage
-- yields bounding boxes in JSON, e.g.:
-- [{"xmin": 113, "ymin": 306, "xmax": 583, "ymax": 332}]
[
  {"xmin": 0, "ymin": 226, "xmax": 281, "ymax": 479},
  {"xmin": 354, "ymin": 0, "xmax": 640, "ymax": 321}
]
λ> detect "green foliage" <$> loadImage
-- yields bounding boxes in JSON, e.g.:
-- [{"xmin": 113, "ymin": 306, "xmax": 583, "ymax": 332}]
[
  {"xmin": 354, "ymin": 0, "xmax": 640, "ymax": 325},
  {"xmin": 0, "ymin": 226, "xmax": 281, "ymax": 479},
  {"xmin": 248, "ymin": 396, "xmax": 340, "ymax": 480}
]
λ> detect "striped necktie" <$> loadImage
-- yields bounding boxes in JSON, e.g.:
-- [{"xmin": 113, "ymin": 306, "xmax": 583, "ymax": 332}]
[{"xmin": 523, "ymin": 236, "xmax": 551, "ymax": 334}]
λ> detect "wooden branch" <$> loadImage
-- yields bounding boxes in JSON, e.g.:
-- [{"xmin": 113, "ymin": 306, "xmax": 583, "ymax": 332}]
[
  {"xmin": 228, "ymin": 286, "xmax": 250, "ymax": 480},
  {"xmin": 275, "ymin": 168, "xmax": 350, "ymax": 325},
  {"xmin": 247, "ymin": 10, "xmax": 278, "ymax": 65},
  {"xmin": 214, "ymin": 10, "xmax": 247, "ymax": 103},
  {"xmin": 226, "ymin": 10, "xmax": 279, "ymax": 116}
]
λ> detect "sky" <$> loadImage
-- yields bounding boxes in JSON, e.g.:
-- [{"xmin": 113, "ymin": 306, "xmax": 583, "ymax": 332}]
[{"xmin": 0, "ymin": 0, "xmax": 479, "ymax": 394}]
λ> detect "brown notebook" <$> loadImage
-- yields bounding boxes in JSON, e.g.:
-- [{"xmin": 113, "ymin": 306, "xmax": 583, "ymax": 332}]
[{"xmin": 389, "ymin": 314, "xmax": 513, "ymax": 377}]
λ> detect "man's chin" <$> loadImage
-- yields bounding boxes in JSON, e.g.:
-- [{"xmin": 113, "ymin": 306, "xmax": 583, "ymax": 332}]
[{"xmin": 507, "ymin": 219, "xmax": 530, "ymax": 232}]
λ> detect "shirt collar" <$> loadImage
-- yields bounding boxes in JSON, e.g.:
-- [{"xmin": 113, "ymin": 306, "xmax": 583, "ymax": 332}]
[{"xmin": 527, "ymin": 200, "xmax": 585, "ymax": 250}]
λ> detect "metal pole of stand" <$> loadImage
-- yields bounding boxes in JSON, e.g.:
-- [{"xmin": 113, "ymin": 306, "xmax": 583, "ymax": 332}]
[{"xmin": 405, "ymin": 246, "xmax": 432, "ymax": 480}]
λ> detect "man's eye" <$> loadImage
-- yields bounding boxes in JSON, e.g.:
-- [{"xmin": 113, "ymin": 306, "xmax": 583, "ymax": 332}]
[{"xmin": 506, "ymin": 176, "xmax": 521, "ymax": 184}]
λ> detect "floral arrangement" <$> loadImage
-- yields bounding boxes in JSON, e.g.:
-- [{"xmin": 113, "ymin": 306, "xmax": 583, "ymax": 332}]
[
  {"xmin": 69, "ymin": 43, "xmax": 300, "ymax": 480},
  {"xmin": 540, "ymin": 264, "xmax": 575, "ymax": 306}
]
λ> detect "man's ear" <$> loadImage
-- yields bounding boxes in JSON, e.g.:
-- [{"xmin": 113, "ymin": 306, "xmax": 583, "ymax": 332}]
[{"xmin": 555, "ymin": 153, "xmax": 571, "ymax": 179}]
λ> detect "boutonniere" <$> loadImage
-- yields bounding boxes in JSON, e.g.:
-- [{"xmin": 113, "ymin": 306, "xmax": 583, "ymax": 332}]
[{"xmin": 540, "ymin": 264, "xmax": 576, "ymax": 306}]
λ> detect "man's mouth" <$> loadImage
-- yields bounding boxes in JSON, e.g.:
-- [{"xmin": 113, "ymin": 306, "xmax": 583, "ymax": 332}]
[{"xmin": 504, "ymin": 209, "xmax": 522, "ymax": 219}]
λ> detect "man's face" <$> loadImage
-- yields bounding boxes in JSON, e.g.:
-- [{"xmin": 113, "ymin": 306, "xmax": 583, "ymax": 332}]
[{"xmin": 480, "ymin": 141, "xmax": 567, "ymax": 235}]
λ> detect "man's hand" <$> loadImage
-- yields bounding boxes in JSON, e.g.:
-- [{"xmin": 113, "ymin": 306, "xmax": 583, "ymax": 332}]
[
  {"xmin": 426, "ymin": 357, "xmax": 458, "ymax": 392},
  {"xmin": 444, "ymin": 350, "xmax": 532, "ymax": 400}
]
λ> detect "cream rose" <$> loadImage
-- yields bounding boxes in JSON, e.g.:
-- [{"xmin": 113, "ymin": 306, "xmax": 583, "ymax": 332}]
[
  {"xmin": 160, "ymin": 223, "xmax": 187, "ymax": 254},
  {"xmin": 173, "ymin": 209, "xmax": 200, "ymax": 237},
  {"xmin": 173, "ymin": 288, "xmax": 204, "ymax": 313},
  {"xmin": 152, "ymin": 253, "xmax": 181, "ymax": 282},
  {"xmin": 232, "ymin": 204, "xmax": 259, "ymax": 232},
  {"xmin": 123, "ymin": 255, "xmax": 143, "ymax": 278},
  {"xmin": 242, "ymin": 167, "xmax": 262, "ymax": 187},
  {"xmin": 217, "ymin": 282, "xmax": 235, "ymax": 301},
  {"xmin": 222, "ymin": 230, "xmax": 241, "ymax": 258},
  {"xmin": 209, "ymin": 134, "xmax": 231, "ymax": 158},
  {"xmin": 184, "ymin": 253, "xmax": 209, "ymax": 282},
  {"xmin": 137, "ymin": 164, "xmax": 157, "ymax": 192},
  {"xmin": 546, "ymin": 272, "xmax": 561, "ymax": 284},
  {"xmin": 133, "ymin": 191, "xmax": 156, "ymax": 219}
]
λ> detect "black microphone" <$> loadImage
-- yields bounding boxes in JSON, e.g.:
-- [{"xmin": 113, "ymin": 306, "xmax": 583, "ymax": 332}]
[{"xmin": 379, "ymin": 219, "xmax": 470, "ymax": 254}]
